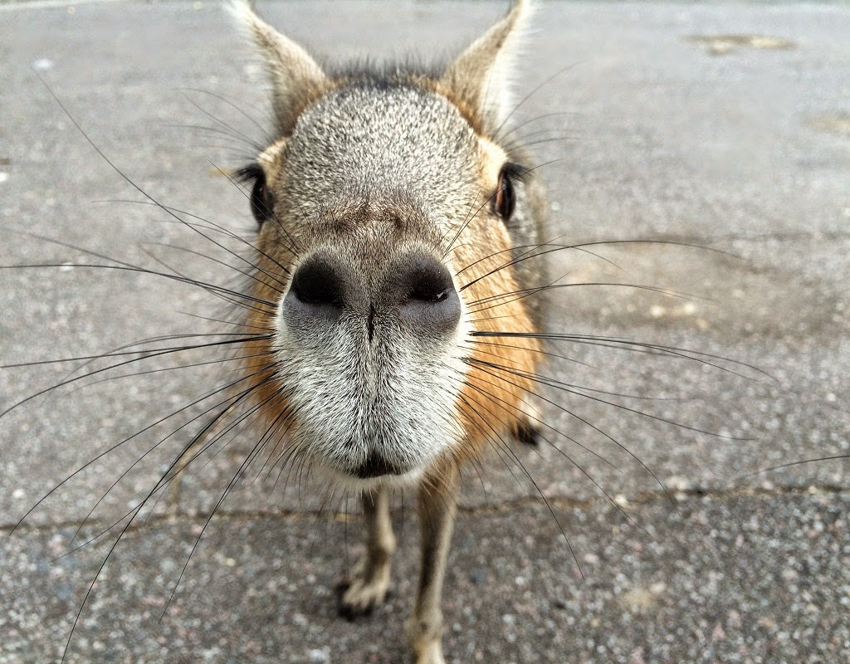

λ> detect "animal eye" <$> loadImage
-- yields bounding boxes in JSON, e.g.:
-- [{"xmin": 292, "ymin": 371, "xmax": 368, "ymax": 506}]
[
  {"xmin": 238, "ymin": 164, "xmax": 275, "ymax": 225},
  {"xmin": 494, "ymin": 164, "xmax": 516, "ymax": 221},
  {"xmin": 250, "ymin": 172, "xmax": 275, "ymax": 225}
]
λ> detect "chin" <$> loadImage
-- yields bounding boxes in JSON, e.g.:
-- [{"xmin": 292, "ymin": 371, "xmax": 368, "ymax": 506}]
[{"xmin": 323, "ymin": 463, "xmax": 427, "ymax": 492}]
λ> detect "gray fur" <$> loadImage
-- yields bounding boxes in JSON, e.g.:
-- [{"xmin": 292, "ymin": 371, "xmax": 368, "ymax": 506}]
[
  {"xmin": 279, "ymin": 82, "xmax": 482, "ymax": 243},
  {"xmin": 233, "ymin": 2, "xmax": 543, "ymax": 662}
]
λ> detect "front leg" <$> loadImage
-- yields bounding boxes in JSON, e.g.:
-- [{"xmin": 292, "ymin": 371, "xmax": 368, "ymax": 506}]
[
  {"xmin": 339, "ymin": 486, "xmax": 396, "ymax": 618},
  {"xmin": 406, "ymin": 463, "xmax": 460, "ymax": 664}
]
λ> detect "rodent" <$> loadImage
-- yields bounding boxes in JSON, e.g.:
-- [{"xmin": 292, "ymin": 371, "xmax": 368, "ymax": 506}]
[
  {"xmin": 230, "ymin": 2, "xmax": 544, "ymax": 660},
  {"xmin": 4, "ymin": 1, "xmax": 840, "ymax": 664}
]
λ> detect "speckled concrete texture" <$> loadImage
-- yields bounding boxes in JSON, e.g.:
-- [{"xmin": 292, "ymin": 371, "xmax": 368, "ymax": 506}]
[{"xmin": 1, "ymin": 2, "xmax": 848, "ymax": 663}]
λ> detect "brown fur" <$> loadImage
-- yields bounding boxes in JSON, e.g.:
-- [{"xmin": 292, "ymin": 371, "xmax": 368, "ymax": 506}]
[{"xmin": 230, "ymin": 2, "xmax": 542, "ymax": 662}]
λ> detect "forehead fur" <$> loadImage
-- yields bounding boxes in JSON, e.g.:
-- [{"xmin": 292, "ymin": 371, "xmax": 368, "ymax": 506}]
[{"xmin": 278, "ymin": 81, "xmax": 484, "ymax": 218}]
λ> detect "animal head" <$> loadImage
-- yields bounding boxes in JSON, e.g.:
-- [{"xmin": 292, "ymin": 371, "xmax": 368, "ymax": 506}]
[{"xmin": 233, "ymin": 0, "xmax": 544, "ymax": 488}]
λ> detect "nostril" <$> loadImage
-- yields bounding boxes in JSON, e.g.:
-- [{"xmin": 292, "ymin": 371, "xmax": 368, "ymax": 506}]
[
  {"xmin": 395, "ymin": 255, "xmax": 461, "ymax": 334},
  {"xmin": 407, "ymin": 280, "xmax": 451, "ymax": 304},
  {"xmin": 289, "ymin": 257, "xmax": 345, "ymax": 308},
  {"xmin": 404, "ymin": 258, "xmax": 455, "ymax": 303}
]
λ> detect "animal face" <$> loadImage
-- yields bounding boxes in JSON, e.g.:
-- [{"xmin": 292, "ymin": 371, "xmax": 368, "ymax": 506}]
[{"xmin": 237, "ymin": 3, "xmax": 543, "ymax": 488}]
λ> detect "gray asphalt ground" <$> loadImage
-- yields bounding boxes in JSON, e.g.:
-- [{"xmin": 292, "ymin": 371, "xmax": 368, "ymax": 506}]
[{"xmin": 1, "ymin": 1, "xmax": 849, "ymax": 663}]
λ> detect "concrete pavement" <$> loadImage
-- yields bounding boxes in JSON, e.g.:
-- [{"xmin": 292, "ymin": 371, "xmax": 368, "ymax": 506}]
[{"xmin": 1, "ymin": 2, "xmax": 848, "ymax": 662}]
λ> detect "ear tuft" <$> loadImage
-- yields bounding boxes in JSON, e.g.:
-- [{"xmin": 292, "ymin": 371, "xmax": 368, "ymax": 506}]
[
  {"xmin": 440, "ymin": 0, "xmax": 533, "ymax": 135},
  {"xmin": 229, "ymin": 0, "xmax": 328, "ymax": 135}
]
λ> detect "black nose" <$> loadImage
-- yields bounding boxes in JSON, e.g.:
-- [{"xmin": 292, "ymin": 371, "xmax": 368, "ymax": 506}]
[
  {"xmin": 389, "ymin": 254, "xmax": 461, "ymax": 335},
  {"xmin": 289, "ymin": 256, "xmax": 346, "ymax": 308},
  {"xmin": 283, "ymin": 253, "xmax": 460, "ymax": 336},
  {"xmin": 282, "ymin": 254, "xmax": 352, "ymax": 328}
]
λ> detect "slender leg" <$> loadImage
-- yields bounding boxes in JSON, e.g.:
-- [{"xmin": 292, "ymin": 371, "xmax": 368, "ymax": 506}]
[
  {"xmin": 339, "ymin": 485, "xmax": 396, "ymax": 618},
  {"xmin": 406, "ymin": 464, "xmax": 460, "ymax": 664}
]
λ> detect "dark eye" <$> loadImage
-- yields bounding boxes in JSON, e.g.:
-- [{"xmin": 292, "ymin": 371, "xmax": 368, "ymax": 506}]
[
  {"xmin": 238, "ymin": 164, "xmax": 275, "ymax": 225},
  {"xmin": 494, "ymin": 164, "xmax": 517, "ymax": 221},
  {"xmin": 250, "ymin": 171, "xmax": 275, "ymax": 225}
]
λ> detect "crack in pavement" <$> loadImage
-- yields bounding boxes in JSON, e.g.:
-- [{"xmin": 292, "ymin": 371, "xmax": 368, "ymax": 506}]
[{"xmin": 3, "ymin": 482, "xmax": 847, "ymax": 535}]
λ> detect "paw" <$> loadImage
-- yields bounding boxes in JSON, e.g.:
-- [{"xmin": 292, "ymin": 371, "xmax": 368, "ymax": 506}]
[
  {"xmin": 406, "ymin": 617, "xmax": 445, "ymax": 664},
  {"xmin": 337, "ymin": 557, "xmax": 391, "ymax": 620},
  {"xmin": 513, "ymin": 418, "xmax": 542, "ymax": 446},
  {"xmin": 413, "ymin": 643, "xmax": 446, "ymax": 664}
]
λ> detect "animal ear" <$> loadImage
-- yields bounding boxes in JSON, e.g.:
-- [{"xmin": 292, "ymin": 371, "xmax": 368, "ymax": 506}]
[
  {"xmin": 440, "ymin": 0, "xmax": 532, "ymax": 134},
  {"xmin": 230, "ymin": 0, "xmax": 328, "ymax": 134}
]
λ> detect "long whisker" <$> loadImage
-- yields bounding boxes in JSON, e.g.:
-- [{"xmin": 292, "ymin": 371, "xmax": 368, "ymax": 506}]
[
  {"xmin": 466, "ymin": 281, "xmax": 702, "ymax": 317},
  {"xmin": 453, "ymin": 385, "xmax": 585, "ymax": 577},
  {"xmin": 178, "ymin": 91, "xmax": 266, "ymax": 151},
  {"xmin": 467, "ymin": 356, "xmax": 748, "ymax": 440},
  {"xmin": 454, "ymin": 369, "xmax": 644, "ymax": 533},
  {"xmin": 492, "ymin": 62, "xmax": 583, "ymax": 143},
  {"xmin": 0, "ymin": 331, "xmax": 272, "ymax": 421},
  {"xmin": 737, "ymin": 455, "xmax": 849, "ymax": 479},
  {"xmin": 179, "ymin": 87, "xmax": 270, "ymax": 138},
  {"xmin": 469, "ymin": 330, "xmax": 773, "ymax": 382},
  {"xmin": 55, "ymin": 374, "xmax": 270, "ymax": 662},
  {"xmin": 457, "ymin": 238, "xmax": 737, "ymax": 292},
  {"xmin": 11, "ymin": 356, "xmax": 276, "ymax": 536},
  {"xmin": 159, "ymin": 384, "xmax": 295, "ymax": 618},
  {"xmin": 0, "ymin": 242, "xmax": 277, "ymax": 309},
  {"xmin": 31, "ymin": 71, "xmax": 271, "ymax": 271},
  {"xmin": 94, "ymin": 198, "xmax": 294, "ymax": 281},
  {"xmin": 465, "ymin": 356, "xmax": 680, "ymax": 512}
]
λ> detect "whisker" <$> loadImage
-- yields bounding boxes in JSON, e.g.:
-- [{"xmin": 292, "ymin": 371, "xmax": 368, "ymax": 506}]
[
  {"xmin": 178, "ymin": 87, "xmax": 270, "ymax": 138},
  {"xmin": 465, "ymin": 357, "xmax": 680, "ymax": 513},
  {"xmin": 54, "ymin": 374, "xmax": 271, "ymax": 662},
  {"xmin": 467, "ymin": 356, "xmax": 746, "ymax": 440},
  {"xmin": 492, "ymin": 62, "xmax": 583, "ymax": 143},
  {"xmin": 737, "ymin": 454, "xmax": 849, "ymax": 479},
  {"xmin": 466, "ymin": 282, "xmax": 701, "ymax": 318},
  {"xmin": 0, "ymin": 332, "xmax": 264, "ymax": 371},
  {"xmin": 13, "ymin": 360, "xmax": 278, "ymax": 538},
  {"xmin": 178, "ymin": 91, "xmax": 266, "ymax": 151},
  {"xmin": 0, "ymin": 249, "xmax": 277, "ymax": 309},
  {"xmin": 454, "ymin": 369, "xmax": 644, "ymax": 534},
  {"xmin": 453, "ymin": 385, "xmax": 585, "ymax": 577},
  {"xmin": 0, "ymin": 332, "xmax": 272, "ymax": 421},
  {"xmin": 159, "ymin": 385, "xmax": 295, "ymax": 619},
  {"xmin": 457, "ymin": 238, "xmax": 737, "ymax": 292},
  {"xmin": 468, "ymin": 342, "xmax": 685, "ymax": 403},
  {"xmin": 94, "ymin": 197, "xmax": 294, "ymax": 281},
  {"xmin": 470, "ymin": 330, "xmax": 773, "ymax": 382}
]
